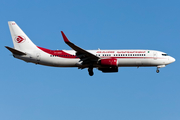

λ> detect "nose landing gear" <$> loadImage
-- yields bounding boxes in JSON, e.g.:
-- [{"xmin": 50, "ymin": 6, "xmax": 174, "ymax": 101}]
[
  {"xmin": 156, "ymin": 69, "xmax": 159, "ymax": 73},
  {"xmin": 156, "ymin": 65, "xmax": 166, "ymax": 73},
  {"xmin": 156, "ymin": 67, "xmax": 160, "ymax": 73}
]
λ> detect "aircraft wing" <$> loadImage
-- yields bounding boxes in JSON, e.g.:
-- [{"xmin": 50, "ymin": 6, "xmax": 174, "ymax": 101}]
[{"xmin": 61, "ymin": 31, "xmax": 100, "ymax": 62}]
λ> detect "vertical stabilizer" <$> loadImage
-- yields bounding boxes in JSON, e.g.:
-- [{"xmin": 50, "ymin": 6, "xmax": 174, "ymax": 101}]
[{"xmin": 8, "ymin": 21, "xmax": 38, "ymax": 52}]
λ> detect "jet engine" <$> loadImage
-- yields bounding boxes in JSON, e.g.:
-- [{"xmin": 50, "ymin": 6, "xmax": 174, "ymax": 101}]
[
  {"xmin": 98, "ymin": 67, "xmax": 118, "ymax": 73},
  {"xmin": 100, "ymin": 58, "xmax": 118, "ymax": 66},
  {"xmin": 98, "ymin": 59, "xmax": 118, "ymax": 72}
]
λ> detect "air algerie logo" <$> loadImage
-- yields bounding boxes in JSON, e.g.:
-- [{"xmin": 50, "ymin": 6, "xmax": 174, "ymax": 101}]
[{"xmin": 14, "ymin": 36, "xmax": 26, "ymax": 43}]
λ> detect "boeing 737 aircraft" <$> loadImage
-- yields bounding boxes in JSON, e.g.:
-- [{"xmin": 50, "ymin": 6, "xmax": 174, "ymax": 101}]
[{"xmin": 6, "ymin": 21, "xmax": 175, "ymax": 76}]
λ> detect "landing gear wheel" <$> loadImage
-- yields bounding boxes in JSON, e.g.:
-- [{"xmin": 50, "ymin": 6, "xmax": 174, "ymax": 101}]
[
  {"xmin": 88, "ymin": 67, "xmax": 94, "ymax": 76},
  {"xmin": 156, "ymin": 69, "xmax": 159, "ymax": 73}
]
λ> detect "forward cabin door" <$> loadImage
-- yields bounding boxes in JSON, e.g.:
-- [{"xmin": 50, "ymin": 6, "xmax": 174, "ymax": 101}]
[{"xmin": 153, "ymin": 52, "xmax": 157, "ymax": 60}]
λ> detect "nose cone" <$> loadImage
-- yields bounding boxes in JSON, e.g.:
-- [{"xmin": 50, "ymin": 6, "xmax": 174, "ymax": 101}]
[{"xmin": 169, "ymin": 56, "xmax": 176, "ymax": 63}]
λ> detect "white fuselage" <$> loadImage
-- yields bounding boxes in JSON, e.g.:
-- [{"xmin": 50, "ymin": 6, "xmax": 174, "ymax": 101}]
[
  {"xmin": 14, "ymin": 47, "xmax": 175, "ymax": 68},
  {"xmin": 7, "ymin": 21, "xmax": 175, "ymax": 76}
]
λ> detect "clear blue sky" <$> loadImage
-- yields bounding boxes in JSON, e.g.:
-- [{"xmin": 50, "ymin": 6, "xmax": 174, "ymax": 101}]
[{"xmin": 1, "ymin": 0, "xmax": 180, "ymax": 120}]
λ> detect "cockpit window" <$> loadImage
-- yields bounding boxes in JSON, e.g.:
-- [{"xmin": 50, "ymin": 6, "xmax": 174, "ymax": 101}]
[{"xmin": 162, "ymin": 54, "xmax": 168, "ymax": 56}]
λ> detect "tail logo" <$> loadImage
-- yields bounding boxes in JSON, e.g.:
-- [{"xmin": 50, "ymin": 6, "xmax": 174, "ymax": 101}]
[{"xmin": 14, "ymin": 36, "xmax": 26, "ymax": 43}]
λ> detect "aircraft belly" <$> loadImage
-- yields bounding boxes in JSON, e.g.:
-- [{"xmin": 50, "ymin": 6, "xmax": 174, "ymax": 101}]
[
  {"xmin": 150, "ymin": 59, "xmax": 166, "ymax": 66},
  {"xmin": 18, "ymin": 54, "xmax": 79, "ymax": 67},
  {"xmin": 53, "ymin": 58, "xmax": 79, "ymax": 67}
]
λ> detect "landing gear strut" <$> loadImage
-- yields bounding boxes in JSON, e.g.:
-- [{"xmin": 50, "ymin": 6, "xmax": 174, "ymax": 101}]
[
  {"xmin": 156, "ymin": 68, "xmax": 160, "ymax": 73},
  {"xmin": 88, "ymin": 67, "xmax": 94, "ymax": 76}
]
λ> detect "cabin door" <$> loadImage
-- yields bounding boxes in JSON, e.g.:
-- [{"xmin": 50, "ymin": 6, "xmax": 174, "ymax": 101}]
[{"xmin": 153, "ymin": 52, "xmax": 157, "ymax": 60}]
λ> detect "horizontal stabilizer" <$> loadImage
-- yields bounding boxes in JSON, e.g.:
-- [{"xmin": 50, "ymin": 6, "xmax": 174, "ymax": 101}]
[{"xmin": 5, "ymin": 46, "xmax": 26, "ymax": 55}]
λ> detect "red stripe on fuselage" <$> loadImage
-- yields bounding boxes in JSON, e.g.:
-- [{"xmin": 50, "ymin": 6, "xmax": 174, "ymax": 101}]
[{"xmin": 37, "ymin": 46, "xmax": 77, "ymax": 59}]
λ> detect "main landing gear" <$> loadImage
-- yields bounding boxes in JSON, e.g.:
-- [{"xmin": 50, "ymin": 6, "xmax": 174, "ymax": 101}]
[{"xmin": 88, "ymin": 66, "xmax": 94, "ymax": 76}]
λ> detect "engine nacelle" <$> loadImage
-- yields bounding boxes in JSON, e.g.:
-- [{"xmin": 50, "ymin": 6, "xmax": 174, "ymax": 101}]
[
  {"xmin": 98, "ymin": 67, "xmax": 118, "ymax": 73},
  {"xmin": 100, "ymin": 59, "xmax": 118, "ymax": 67}
]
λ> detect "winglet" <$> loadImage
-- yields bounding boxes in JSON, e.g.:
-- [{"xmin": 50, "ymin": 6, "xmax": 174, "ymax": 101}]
[{"xmin": 61, "ymin": 31, "xmax": 70, "ymax": 43}]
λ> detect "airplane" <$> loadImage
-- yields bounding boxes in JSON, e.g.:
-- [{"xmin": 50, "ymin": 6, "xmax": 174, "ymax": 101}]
[{"xmin": 5, "ymin": 21, "xmax": 175, "ymax": 76}]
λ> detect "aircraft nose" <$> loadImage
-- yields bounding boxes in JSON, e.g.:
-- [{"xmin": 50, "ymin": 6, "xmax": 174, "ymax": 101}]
[
  {"xmin": 169, "ymin": 56, "xmax": 175, "ymax": 63},
  {"xmin": 172, "ymin": 57, "xmax": 176, "ymax": 62}
]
